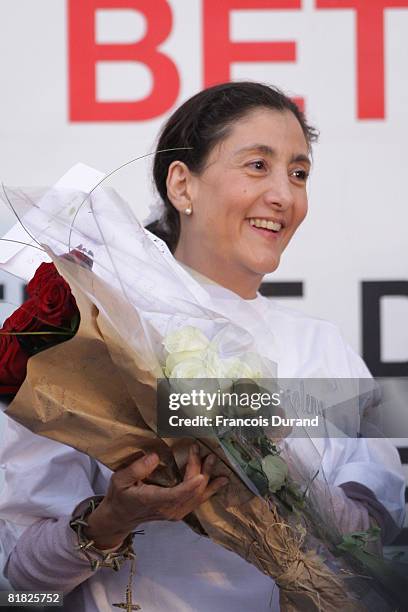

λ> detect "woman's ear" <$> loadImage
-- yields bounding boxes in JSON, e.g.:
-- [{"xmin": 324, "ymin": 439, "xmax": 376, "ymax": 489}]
[{"xmin": 166, "ymin": 161, "xmax": 194, "ymax": 214}]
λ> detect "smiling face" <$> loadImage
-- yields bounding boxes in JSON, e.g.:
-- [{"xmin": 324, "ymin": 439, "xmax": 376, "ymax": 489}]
[{"xmin": 170, "ymin": 108, "xmax": 311, "ymax": 298}]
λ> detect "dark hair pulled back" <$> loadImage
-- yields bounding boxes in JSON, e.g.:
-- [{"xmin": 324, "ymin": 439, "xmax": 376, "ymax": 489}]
[{"xmin": 146, "ymin": 81, "xmax": 318, "ymax": 252}]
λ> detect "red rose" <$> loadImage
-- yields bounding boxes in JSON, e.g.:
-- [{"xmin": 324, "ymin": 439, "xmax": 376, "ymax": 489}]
[
  {"xmin": 26, "ymin": 262, "xmax": 59, "ymax": 296},
  {"xmin": 3, "ymin": 297, "xmax": 42, "ymax": 333},
  {"xmin": 26, "ymin": 262, "xmax": 78, "ymax": 328},
  {"xmin": 37, "ymin": 281, "xmax": 77, "ymax": 327},
  {"xmin": 0, "ymin": 332, "xmax": 29, "ymax": 386},
  {"xmin": 0, "ymin": 259, "xmax": 80, "ymax": 392}
]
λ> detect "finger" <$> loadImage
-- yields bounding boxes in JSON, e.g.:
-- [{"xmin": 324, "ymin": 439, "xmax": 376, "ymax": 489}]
[
  {"xmin": 200, "ymin": 476, "xmax": 229, "ymax": 504},
  {"xmin": 133, "ymin": 476, "xmax": 206, "ymax": 522},
  {"xmin": 184, "ymin": 444, "xmax": 201, "ymax": 481},
  {"xmin": 201, "ymin": 454, "xmax": 217, "ymax": 485},
  {"xmin": 114, "ymin": 453, "xmax": 160, "ymax": 489},
  {"xmin": 138, "ymin": 473, "xmax": 204, "ymax": 506},
  {"xmin": 177, "ymin": 476, "xmax": 229, "ymax": 519}
]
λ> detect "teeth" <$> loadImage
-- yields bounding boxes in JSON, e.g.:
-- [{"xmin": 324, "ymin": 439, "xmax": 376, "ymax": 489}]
[{"xmin": 249, "ymin": 218, "xmax": 282, "ymax": 231}]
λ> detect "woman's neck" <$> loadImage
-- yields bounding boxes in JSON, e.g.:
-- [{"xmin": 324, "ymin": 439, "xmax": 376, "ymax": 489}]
[{"xmin": 174, "ymin": 247, "xmax": 262, "ymax": 300}]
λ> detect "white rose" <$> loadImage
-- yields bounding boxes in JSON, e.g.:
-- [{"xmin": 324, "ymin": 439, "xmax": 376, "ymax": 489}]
[
  {"xmin": 221, "ymin": 356, "xmax": 259, "ymax": 379},
  {"xmin": 203, "ymin": 345, "xmax": 226, "ymax": 377},
  {"xmin": 165, "ymin": 350, "xmax": 207, "ymax": 377},
  {"xmin": 168, "ymin": 357, "xmax": 222, "ymax": 413},
  {"xmin": 163, "ymin": 326, "xmax": 209, "ymax": 354},
  {"xmin": 169, "ymin": 357, "xmax": 210, "ymax": 379}
]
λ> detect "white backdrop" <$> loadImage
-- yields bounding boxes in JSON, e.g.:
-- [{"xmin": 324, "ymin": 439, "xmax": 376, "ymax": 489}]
[{"xmin": 1, "ymin": 0, "xmax": 407, "ymax": 360}]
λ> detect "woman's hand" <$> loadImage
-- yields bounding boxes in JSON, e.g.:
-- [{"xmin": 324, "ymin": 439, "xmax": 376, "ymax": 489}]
[{"xmin": 84, "ymin": 444, "xmax": 228, "ymax": 549}]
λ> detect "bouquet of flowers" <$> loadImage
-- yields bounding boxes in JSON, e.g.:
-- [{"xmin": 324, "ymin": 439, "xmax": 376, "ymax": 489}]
[{"xmin": 0, "ymin": 178, "xmax": 405, "ymax": 611}]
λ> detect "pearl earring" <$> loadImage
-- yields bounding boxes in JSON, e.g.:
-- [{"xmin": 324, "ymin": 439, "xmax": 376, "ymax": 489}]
[{"xmin": 184, "ymin": 205, "xmax": 192, "ymax": 216}]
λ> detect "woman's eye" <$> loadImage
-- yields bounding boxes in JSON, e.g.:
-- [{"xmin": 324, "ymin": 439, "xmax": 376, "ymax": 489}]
[
  {"xmin": 290, "ymin": 169, "xmax": 309, "ymax": 181},
  {"xmin": 248, "ymin": 160, "xmax": 266, "ymax": 171}
]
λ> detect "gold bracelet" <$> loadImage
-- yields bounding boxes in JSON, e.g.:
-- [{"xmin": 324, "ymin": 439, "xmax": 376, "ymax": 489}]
[{"xmin": 70, "ymin": 496, "xmax": 143, "ymax": 610}]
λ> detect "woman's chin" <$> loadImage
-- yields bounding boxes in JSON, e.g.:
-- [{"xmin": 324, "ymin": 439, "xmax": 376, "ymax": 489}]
[{"xmin": 246, "ymin": 255, "xmax": 281, "ymax": 276}]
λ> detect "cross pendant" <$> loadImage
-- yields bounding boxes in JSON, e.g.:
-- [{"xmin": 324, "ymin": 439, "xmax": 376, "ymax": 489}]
[
  {"xmin": 113, "ymin": 587, "xmax": 140, "ymax": 612},
  {"xmin": 112, "ymin": 600, "xmax": 140, "ymax": 611}
]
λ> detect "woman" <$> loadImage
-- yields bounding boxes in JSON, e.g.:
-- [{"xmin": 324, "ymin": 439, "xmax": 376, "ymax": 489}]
[{"xmin": 0, "ymin": 82, "xmax": 405, "ymax": 611}]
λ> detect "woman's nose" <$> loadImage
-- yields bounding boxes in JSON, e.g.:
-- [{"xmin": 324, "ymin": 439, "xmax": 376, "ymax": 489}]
[{"xmin": 263, "ymin": 172, "xmax": 294, "ymax": 210}]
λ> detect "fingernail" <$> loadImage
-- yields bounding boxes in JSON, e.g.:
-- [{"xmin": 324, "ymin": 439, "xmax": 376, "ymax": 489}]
[
  {"xmin": 145, "ymin": 453, "xmax": 158, "ymax": 465},
  {"xmin": 192, "ymin": 474, "xmax": 204, "ymax": 486},
  {"xmin": 207, "ymin": 454, "xmax": 216, "ymax": 467},
  {"xmin": 191, "ymin": 444, "xmax": 200, "ymax": 455}
]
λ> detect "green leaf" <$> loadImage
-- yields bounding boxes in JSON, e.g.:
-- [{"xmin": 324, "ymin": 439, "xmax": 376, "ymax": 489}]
[
  {"xmin": 221, "ymin": 438, "xmax": 248, "ymax": 468},
  {"xmin": 70, "ymin": 313, "xmax": 80, "ymax": 333},
  {"xmin": 261, "ymin": 454, "xmax": 288, "ymax": 493},
  {"xmin": 245, "ymin": 464, "xmax": 269, "ymax": 496}
]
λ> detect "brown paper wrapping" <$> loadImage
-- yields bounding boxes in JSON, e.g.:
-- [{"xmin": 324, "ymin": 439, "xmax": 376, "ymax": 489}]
[{"xmin": 6, "ymin": 255, "xmax": 364, "ymax": 611}]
